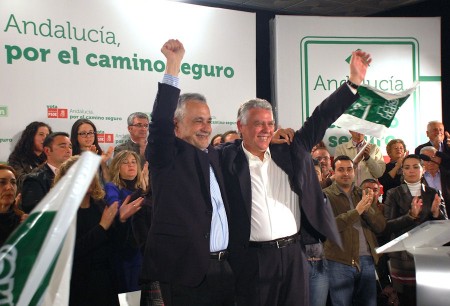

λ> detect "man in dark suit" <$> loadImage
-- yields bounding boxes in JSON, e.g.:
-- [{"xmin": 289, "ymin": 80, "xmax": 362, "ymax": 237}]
[
  {"xmin": 20, "ymin": 132, "xmax": 72, "ymax": 213},
  {"xmin": 219, "ymin": 50, "xmax": 372, "ymax": 305},
  {"xmin": 414, "ymin": 121, "xmax": 450, "ymax": 154},
  {"xmin": 141, "ymin": 39, "xmax": 234, "ymax": 306}
]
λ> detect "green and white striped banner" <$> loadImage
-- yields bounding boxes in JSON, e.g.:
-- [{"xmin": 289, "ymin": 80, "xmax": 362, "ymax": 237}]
[
  {"xmin": 334, "ymin": 82, "xmax": 419, "ymax": 138},
  {"xmin": 0, "ymin": 152, "xmax": 100, "ymax": 306}
]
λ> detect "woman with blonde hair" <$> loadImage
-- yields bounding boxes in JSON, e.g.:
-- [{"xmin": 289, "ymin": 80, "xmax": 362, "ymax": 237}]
[
  {"xmin": 378, "ymin": 139, "xmax": 408, "ymax": 202},
  {"xmin": 106, "ymin": 150, "xmax": 148, "ymax": 204},
  {"xmin": 104, "ymin": 150, "xmax": 148, "ymax": 293},
  {"xmin": 55, "ymin": 155, "xmax": 143, "ymax": 306}
]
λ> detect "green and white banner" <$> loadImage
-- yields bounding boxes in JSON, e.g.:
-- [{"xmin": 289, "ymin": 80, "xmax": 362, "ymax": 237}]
[
  {"xmin": 334, "ymin": 83, "xmax": 419, "ymax": 139},
  {"xmin": 0, "ymin": 152, "xmax": 100, "ymax": 305},
  {"xmin": 0, "ymin": 0, "xmax": 256, "ymax": 162},
  {"xmin": 272, "ymin": 16, "xmax": 441, "ymax": 155}
]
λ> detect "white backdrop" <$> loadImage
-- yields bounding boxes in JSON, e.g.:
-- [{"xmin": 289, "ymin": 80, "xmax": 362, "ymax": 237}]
[
  {"xmin": 272, "ymin": 16, "xmax": 441, "ymax": 155},
  {"xmin": 0, "ymin": 0, "xmax": 256, "ymax": 162}
]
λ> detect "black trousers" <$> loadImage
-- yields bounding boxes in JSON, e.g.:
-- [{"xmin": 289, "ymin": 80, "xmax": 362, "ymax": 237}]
[
  {"xmin": 236, "ymin": 240, "xmax": 309, "ymax": 306},
  {"xmin": 159, "ymin": 258, "xmax": 235, "ymax": 306}
]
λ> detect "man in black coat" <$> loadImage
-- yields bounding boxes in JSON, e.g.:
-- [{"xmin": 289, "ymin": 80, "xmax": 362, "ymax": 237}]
[
  {"xmin": 414, "ymin": 121, "xmax": 450, "ymax": 155},
  {"xmin": 20, "ymin": 132, "xmax": 72, "ymax": 213},
  {"xmin": 219, "ymin": 50, "xmax": 372, "ymax": 305},
  {"xmin": 141, "ymin": 40, "xmax": 234, "ymax": 306}
]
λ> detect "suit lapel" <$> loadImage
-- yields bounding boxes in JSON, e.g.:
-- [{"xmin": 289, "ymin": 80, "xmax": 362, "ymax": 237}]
[
  {"xmin": 196, "ymin": 149, "xmax": 211, "ymax": 208},
  {"xmin": 400, "ymin": 184, "xmax": 413, "ymax": 210},
  {"xmin": 270, "ymin": 143, "xmax": 294, "ymax": 179},
  {"xmin": 208, "ymin": 147, "xmax": 231, "ymax": 214},
  {"xmin": 234, "ymin": 146, "xmax": 252, "ymax": 218}
]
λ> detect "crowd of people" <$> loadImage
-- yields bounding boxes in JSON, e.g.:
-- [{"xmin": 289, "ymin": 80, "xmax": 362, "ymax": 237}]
[{"xmin": 1, "ymin": 39, "xmax": 449, "ymax": 306}]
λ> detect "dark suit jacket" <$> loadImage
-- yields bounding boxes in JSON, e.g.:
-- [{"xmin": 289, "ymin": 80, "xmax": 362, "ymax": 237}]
[
  {"xmin": 384, "ymin": 183, "xmax": 446, "ymax": 239},
  {"xmin": 220, "ymin": 83, "xmax": 357, "ymax": 275},
  {"xmin": 141, "ymin": 83, "xmax": 231, "ymax": 287},
  {"xmin": 414, "ymin": 139, "xmax": 450, "ymax": 155},
  {"xmin": 20, "ymin": 163, "xmax": 55, "ymax": 213}
]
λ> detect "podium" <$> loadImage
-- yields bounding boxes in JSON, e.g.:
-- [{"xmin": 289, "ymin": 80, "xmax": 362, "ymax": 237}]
[{"xmin": 376, "ymin": 220, "xmax": 450, "ymax": 306}]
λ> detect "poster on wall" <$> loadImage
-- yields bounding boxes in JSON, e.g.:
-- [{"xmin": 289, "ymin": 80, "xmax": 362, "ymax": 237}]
[
  {"xmin": 0, "ymin": 0, "xmax": 256, "ymax": 162},
  {"xmin": 272, "ymin": 16, "xmax": 441, "ymax": 155}
]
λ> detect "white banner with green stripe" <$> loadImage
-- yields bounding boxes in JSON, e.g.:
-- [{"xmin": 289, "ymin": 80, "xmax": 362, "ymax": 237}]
[
  {"xmin": 0, "ymin": 152, "xmax": 100, "ymax": 306},
  {"xmin": 334, "ymin": 83, "xmax": 419, "ymax": 138}
]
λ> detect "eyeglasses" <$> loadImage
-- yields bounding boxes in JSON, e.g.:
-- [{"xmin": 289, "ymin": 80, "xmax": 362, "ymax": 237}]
[
  {"xmin": 130, "ymin": 123, "xmax": 149, "ymax": 129},
  {"xmin": 78, "ymin": 131, "xmax": 96, "ymax": 138}
]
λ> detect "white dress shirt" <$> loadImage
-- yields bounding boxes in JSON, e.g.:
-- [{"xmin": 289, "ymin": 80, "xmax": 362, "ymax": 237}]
[{"xmin": 242, "ymin": 144, "xmax": 299, "ymax": 241}]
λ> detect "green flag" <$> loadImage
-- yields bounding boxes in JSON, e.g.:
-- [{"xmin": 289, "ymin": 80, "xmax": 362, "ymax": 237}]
[{"xmin": 334, "ymin": 82, "xmax": 418, "ymax": 138}]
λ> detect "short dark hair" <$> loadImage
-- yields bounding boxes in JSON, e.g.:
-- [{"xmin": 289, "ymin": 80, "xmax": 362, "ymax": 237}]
[
  {"xmin": 332, "ymin": 155, "xmax": 353, "ymax": 170},
  {"xmin": 210, "ymin": 133, "xmax": 223, "ymax": 146},
  {"xmin": 360, "ymin": 178, "xmax": 378, "ymax": 187},
  {"xmin": 402, "ymin": 154, "xmax": 423, "ymax": 167},
  {"xmin": 221, "ymin": 130, "xmax": 239, "ymax": 143},
  {"xmin": 43, "ymin": 132, "xmax": 70, "ymax": 148}
]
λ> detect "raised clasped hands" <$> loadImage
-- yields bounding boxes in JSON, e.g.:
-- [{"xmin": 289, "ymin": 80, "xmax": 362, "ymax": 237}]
[
  {"xmin": 431, "ymin": 194, "xmax": 441, "ymax": 218},
  {"xmin": 119, "ymin": 195, "xmax": 144, "ymax": 223},
  {"xmin": 356, "ymin": 188, "xmax": 374, "ymax": 215},
  {"xmin": 101, "ymin": 146, "xmax": 114, "ymax": 164},
  {"xmin": 100, "ymin": 201, "xmax": 119, "ymax": 230},
  {"xmin": 410, "ymin": 196, "xmax": 423, "ymax": 219}
]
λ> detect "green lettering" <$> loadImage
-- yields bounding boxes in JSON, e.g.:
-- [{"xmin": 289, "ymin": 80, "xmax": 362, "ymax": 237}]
[
  {"xmin": 314, "ymin": 75, "xmax": 326, "ymax": 90},
  {"xmin": 4, "ymin": 14, "xmax": 21, "ymax": 33}
]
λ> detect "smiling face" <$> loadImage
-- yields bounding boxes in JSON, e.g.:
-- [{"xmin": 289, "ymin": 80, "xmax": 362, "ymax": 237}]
[
  {"xmin": 175, "ymin": 100, "xmax": 212, "ymax": 150},
  {"xmin": 33, "ymin": 126, "xmax": 50, "ymax": 155},
  {"xmin": 427, "ymin": 122, "xmax": 445, "ymax": 144},
  {"xmin": 0, "ymin": 169, "xmax": 17, "ymax": 210},
  {"xmin": 334, "ymin": 159, "xmax": 355, "ymax": 189},
  {"xmin": 388, "ymin": 141, "xmax": 405, "ymax": 161},
  {"xmin": 77, "ymin": 123, "xmax": 96, "ymax": 150},
  {"xmin": 238, "ymin": 108, "xmax": 275, "ymax": 160}
]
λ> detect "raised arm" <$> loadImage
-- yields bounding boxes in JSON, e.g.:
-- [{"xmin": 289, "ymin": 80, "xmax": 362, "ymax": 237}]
[
  {"xmin": 147, "ymin": 40, "xmax": 185, "ymax": 169},
  {"xmin": 294, "ymin": 50, "xmax": 372, "ymax": 152}
]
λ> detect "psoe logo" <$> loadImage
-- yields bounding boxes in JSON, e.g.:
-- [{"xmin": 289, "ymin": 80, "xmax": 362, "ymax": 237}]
[
  {"xmin": 97, "ymin": 133, "xmax": 114, "ymax": 144},
  {"xmin": 0, "ymin": 106, "xmax": 8, "ymax": 117},
  {"xmin": 47, "ymin": 107, "xmax": 68, "ymax": 119},
  {"xmin": 0, "ymin": 245, "xmax": 18, "ymax": 306}
]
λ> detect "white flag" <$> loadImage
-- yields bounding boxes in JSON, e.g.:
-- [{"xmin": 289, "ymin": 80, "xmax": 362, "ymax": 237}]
[{"xmin": 0, "ymin": 152, "xmax": 100, "ymax": 306}]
